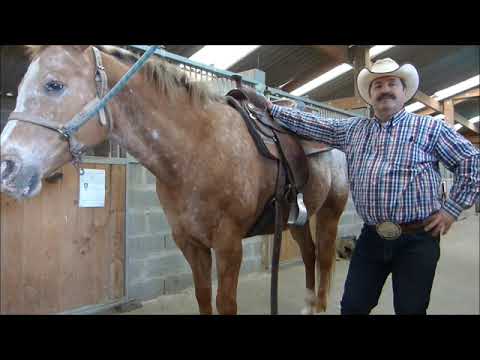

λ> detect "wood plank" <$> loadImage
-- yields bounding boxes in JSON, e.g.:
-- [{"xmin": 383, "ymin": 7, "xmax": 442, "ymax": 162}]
[
  {"xmin": 59, "ymin": 164, "xmax": 82, "ymax": 311},
  {"xmin": 443, "ymin": 99, "xmax": 455, "ymax": 126},
  {"xmin": 351, "ymin": 46, "xmax": 371, "ymax": 98},
  {"xmin": 280, "ymin": 217, "xmax": 317, "ymax": 263},
  {"xmin": 93, "ymin": 164, "xmax": 110, "ymax": 304},
  {"xmin": 62, "ymin": 164, "xmax": 97, "ymax": 310},
  {"xmin": 1, "ymin": 193, "xmax": 25, "ymax": 313},
  {"xmin": 77, "ymin": 164, "xmax": 98, "ymax": 307},
  {"xmin": 110, "ymin": 165, "xmax": 126, "ymax": 299},
  {"xmin": 279, "ymin": 231, "xmax": 301, "ymax": 262},
  {"xmin": 38, "ymin": 174, "xmax": 64, "ymax": 313},
  {"xmin": 452, "ymin": 87, "xmax": 479, "ymax": 104},
  {"xmin": 21, "ymin": 189, "xmax": 47, "ymax": 313},
  {"xmin": 454, "ymin": 113, "xmax": 479, "ymax": 133},
  {"xmin": 414, "ymin": 90, "xmax": 443, "ymax": 113}
]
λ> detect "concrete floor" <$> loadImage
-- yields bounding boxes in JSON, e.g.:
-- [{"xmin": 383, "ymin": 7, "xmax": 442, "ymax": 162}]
[{"xmin": 125, "ymin": 209, "xmax": 479, "ymax": 315}]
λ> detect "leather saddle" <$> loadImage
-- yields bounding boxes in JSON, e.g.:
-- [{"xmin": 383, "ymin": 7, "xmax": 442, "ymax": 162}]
[{"xmin": 225, "ymin": 86, "xmax": 311, "ymax": 237}]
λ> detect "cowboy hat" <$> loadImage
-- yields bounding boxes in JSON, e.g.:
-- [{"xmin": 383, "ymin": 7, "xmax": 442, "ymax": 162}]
[{"xmin": 357, "ymin": 58, "xmax": 419, "ymax": 105}]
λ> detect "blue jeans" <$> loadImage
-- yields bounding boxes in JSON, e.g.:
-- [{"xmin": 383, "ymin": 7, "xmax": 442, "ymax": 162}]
[{"xmin": 340, "ymin": 224, "xmax": 441, "ymax": 315}]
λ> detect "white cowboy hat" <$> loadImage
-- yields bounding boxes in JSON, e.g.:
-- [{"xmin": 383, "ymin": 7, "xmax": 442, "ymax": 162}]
[{"xmin": 357, "ymin": 58, "xmax": 419, "ymax": 105}]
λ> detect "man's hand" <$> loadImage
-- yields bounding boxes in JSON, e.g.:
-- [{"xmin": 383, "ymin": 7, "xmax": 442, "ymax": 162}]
[
  {"xmin": 423, "ymin": 210, "xmax": 456, "ymax": 237},
  {"xmin": 266, "ymin": 100, "xmax": 273, "ymax": 111}
]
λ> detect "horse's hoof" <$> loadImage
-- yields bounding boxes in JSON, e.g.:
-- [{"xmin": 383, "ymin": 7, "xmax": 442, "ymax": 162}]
[
  {"xmin": 301, "ymin": 306, "xmax": 314, "ymax": 315},
  {"xmin": 315, "ymin": 303, "xmax": 327, "ymax": 313}
]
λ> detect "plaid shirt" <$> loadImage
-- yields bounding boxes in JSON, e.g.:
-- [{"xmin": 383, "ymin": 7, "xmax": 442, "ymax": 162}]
[{"xmin": 271, "ymin": 105, "xmax": 480, "ymax": 225}]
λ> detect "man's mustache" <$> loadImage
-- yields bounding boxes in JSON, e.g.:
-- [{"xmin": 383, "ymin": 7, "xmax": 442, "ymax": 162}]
[{"xmin": 377, "ymin": 93, "xmax": 396, "ymax": 101}]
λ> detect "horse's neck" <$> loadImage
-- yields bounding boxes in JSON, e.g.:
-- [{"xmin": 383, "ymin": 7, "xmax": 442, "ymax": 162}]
[{"xmin": 104, "ymin": 57, "xmax": 197, "ymax": 184}]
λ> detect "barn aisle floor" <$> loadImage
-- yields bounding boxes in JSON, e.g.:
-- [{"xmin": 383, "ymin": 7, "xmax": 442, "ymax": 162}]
[{"xmin": 124, "ymin": 208, "xmax": 479, "ymax": 315}]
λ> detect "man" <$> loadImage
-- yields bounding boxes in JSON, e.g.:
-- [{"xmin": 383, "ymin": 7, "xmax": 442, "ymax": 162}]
[{"xmin": 266, "ymin": 58, "xmax": 480, "ymax": 315}]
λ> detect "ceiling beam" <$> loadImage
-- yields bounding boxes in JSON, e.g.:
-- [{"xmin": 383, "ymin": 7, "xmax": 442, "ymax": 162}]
[
  {"xmin": 413, "ymin": 90, "xmax": 444, "ymax": 113},
  {"xmin": 310, "ymin": 45, "xmax": 350, "ymax": 63},
  {"xmin": 415, "ymin": 87, "xmax": 479, "ymax": 115},
  {"xmin": 454, "ymin": 113, "xmax": 479, "ymax": 133},
  {"xmin": 280, "ymin": 46, "xmax": 351, "ymax": 93},
  {"xmin": 452, "ymin": 87, "xmax": 479, "ymax": 104},
  {"xmin": 280, "ymin": 59, "xmax": 344, "ymax": 93}
]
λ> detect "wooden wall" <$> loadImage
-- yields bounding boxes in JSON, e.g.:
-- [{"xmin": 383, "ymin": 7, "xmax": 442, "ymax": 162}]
[{"xmin": 0, "ymin": 163, "xmax": 126, "ymax": 314}]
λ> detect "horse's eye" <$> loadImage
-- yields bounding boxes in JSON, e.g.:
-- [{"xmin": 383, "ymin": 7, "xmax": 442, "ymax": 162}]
[{"xmin": 45, "ymin": 80, "xmax": 65, "ymax": 93}]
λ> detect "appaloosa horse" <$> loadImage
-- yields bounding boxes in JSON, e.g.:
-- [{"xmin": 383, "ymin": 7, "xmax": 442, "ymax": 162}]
[{"xmin": 0, "ymin": 45, "xmax": 349, "ymax": 314}]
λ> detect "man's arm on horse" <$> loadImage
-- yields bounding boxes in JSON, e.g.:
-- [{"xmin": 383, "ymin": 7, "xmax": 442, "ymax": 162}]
[{"xmin": 267, "ymin": 100, "xmax": 357, "ymax": 152}]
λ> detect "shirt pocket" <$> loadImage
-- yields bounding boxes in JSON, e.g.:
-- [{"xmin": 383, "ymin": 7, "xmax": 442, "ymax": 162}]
[{"xmin": 389, "ymin": 135, "xmax": 430, "ymax": 170}]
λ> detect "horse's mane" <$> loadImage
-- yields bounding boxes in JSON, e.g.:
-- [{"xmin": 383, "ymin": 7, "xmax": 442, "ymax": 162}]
[{"xmin": 25, "ymin": 45, "xmax": 225, "ymax": 106}]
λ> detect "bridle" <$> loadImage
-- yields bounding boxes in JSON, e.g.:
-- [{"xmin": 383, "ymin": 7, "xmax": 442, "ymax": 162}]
[
  {"xmin": 7, "ymin": 45, "xmax": 158, "ymax": 171},
  {"xmin": 8, "ymin": 47, "xmax": 112, "ymax": 169}
]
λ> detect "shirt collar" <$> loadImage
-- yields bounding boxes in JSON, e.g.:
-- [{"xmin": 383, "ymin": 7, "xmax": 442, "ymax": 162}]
[{"xmin": 373, "ymin": 108, "xmax": 407, "ymax": 128}]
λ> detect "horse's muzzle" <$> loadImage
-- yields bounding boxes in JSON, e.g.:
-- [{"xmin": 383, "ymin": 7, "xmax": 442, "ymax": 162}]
[{"xmin": 0, "ymin": 157, "xmax": 42, "ymax": 199}]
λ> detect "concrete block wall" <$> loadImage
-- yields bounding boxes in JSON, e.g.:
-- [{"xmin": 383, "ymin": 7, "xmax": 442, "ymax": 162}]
[{"xmin": 126, "ymin": 163, "xmax": 266, "ymax": 302}]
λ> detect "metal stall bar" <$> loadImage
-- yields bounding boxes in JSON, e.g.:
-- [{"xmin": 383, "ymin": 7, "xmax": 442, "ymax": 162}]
[{"xmin": 129, "ymin": 45, "xmax": 264, "ymax": 91}]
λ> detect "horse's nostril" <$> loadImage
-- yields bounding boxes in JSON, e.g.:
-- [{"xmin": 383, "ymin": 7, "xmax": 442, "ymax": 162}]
[{"xmin": 0, "ymin": 160, "xmax": 16, "ymax": 181}]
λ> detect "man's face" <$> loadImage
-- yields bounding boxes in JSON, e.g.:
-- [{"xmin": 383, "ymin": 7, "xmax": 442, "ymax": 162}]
[{"xmin": 369, "ymin": 76, "xmax": 407, "ymax": 114}]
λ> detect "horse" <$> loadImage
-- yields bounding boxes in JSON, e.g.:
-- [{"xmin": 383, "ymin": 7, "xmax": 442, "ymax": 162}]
[{"xmin": 0, "ymin": 45, "xmax": 349, "ymax": 314}]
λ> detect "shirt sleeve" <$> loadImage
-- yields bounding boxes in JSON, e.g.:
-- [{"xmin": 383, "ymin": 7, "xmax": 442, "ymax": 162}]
[
  {"xmin": 433, "ymin": 120, "xmax": 480, "ymax": 219},
  {"xmin": 270, "ymin": 104, "xmax": 357, "ymax": 152}
]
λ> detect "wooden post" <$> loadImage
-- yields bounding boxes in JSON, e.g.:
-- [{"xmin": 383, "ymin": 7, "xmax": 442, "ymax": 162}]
[
  {"xmin": 352, "ymin": 46, "xmax": 371, "ymax": 98},
  {"xmin": 443, "ymin": 99, "xmax": 455, "ymax": 126},
  {"xmin": 351, "ymin": 46, "xmax": 372, "ymax": 117}
]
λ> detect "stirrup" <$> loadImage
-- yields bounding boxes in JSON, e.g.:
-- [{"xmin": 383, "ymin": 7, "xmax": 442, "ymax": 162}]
[{"xmin": 287, "ymin": 192, "xmax": 308, "ymax": 226}]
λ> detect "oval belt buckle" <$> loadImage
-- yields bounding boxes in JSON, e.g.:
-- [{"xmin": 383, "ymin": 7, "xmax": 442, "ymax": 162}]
[{"xmin": 376, "ymin": 221, "xmax": 402, "ymax": 240}]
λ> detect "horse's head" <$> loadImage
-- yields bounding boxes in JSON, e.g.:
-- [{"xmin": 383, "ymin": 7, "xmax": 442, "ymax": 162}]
[{"xmin": 1, "ymin": 45, "xmax": 110, "ymax": 199}]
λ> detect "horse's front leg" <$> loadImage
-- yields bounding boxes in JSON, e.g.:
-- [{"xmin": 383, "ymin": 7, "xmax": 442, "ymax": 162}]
[
  {"xmin": 214, "ymin": 245, "xmax": 243, "ymax": 315},
  {"xmin": 174, "ymin": 231, "xmax": 213, "ymax": 315},
  {"xmin": 212, "ymin": 217, "xmax": 244, "ymax": 315}
]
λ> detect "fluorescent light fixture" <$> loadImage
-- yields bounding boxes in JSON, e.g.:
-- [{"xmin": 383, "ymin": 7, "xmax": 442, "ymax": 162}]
[
  {"xmin": 291, "ymin": 63, "xmax": 353, "ymax": 96},
  {"xmin": 290, "ymin": 45, "xmax": 396, "ymax": 96},
  {"xmin": 369, "ymin": 45, "xmax": 395, "ymax": 58},
  {"xmin": 433, "ymin": 75, "xmax": 480, "ymax": 100},
  {"xmin": 189, "ymin": 45, "xmax": 260, "ymax": 70},
  {"xmin": 405, "ymin": 102, "xmax": 425, "ymax": 113},
  {"xmin": 454, "ymin": 124, "xmax": 463, "ymax": 131}
]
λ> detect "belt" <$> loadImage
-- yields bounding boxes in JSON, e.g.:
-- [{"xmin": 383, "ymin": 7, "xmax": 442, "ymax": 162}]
[{"xmin": 367, "ymin": 220, "xmax": 427, "ymax": 240}]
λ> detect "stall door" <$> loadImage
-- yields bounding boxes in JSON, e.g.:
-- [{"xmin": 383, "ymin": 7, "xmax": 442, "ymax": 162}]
[{"xmin": 0, "ymin": 163, "xmax": 125, "ymax": 314}]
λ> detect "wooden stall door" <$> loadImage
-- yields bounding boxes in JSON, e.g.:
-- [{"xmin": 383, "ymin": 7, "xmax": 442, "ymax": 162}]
[
  {"xmin": 279, "ymin": 217, "xmax": 317, "ymax": 263},
  {"xmin": 0, "ymin": 163, "xmax": 125, "ymax": 314}
]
